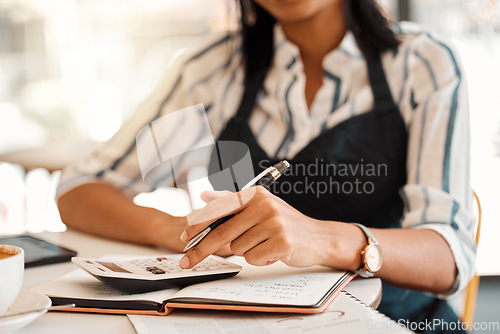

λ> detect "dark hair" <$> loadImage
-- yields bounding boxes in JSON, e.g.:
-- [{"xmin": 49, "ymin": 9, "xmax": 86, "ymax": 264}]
[{"xmin": 238, "ymin": 0, "xmax": 400, "ymax": 80}]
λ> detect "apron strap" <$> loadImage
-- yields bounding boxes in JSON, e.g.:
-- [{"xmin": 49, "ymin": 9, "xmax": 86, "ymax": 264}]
[
  {"xmin": 366, "ymin": 53, "xmax": 397, "ymax": 111},
  {"xmin": 234, "ymin": 72, "xmax": 266, "ymax": 122}
]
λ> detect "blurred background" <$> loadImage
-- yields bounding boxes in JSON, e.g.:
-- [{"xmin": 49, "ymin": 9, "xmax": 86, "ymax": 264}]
[
  {"xmin": 0, "ymin": 0, "xmax": 499, "ymax": 328},
  {"xmin": 0, "ymin": 0, "xmax": 231, "ymax": 234}
]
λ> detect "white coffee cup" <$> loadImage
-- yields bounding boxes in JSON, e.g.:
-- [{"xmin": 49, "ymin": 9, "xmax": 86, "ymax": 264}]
[{"xmin": 0, "ymin": 244, "xmax": 24, "ymax": 315}]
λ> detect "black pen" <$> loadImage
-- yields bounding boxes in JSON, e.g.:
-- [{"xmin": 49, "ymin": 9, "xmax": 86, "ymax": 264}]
[{"xmin": 183, "ymin": 160, "xmax": 290, "ymax": 252}]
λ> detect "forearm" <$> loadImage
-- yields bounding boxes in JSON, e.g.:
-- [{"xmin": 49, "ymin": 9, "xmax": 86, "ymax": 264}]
[
  {"xmin": 320, "ymin": 222, "xmax": 456, "ymax": 294},
  {"xmin": 375, "ymin": 228, "xmax": 456, "ymax": 293},
  {"xmin": 179, "ymin": 188, "xmax": 457, "ymax": 293},
  {"xmin": 57, "ymin": 182, "xmax": 187, "ymax": 251}
]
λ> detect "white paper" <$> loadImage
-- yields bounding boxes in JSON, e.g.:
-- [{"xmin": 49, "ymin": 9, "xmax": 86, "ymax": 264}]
[
  {"xmin": 29, "ymin": 255, "xmax": 347, "ymax": 308},
  {"xmin": 128, "ymin": 291, "xmax": 413, "ymax": 334},
  {"xmin": 170, "ymin": 257, "xmax": 346, "ymax": 306}
]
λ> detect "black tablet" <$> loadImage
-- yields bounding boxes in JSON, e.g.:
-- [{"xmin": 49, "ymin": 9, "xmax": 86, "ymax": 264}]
[{"xmin": 0, "ymin": 235, "xmax": 77, "ymax": 268}]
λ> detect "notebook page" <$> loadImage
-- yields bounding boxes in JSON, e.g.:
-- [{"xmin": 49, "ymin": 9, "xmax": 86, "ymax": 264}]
[
  {"xmin": 30, "ymin": 268, "xmax": 180, "ymax": 303},
  {"xmin": 171, "ymin": 256, "xmax": 347, "ymax": 306},
  {"xmin": 129, "ymin": 291, "xmax": 413, "ymax": 334}
]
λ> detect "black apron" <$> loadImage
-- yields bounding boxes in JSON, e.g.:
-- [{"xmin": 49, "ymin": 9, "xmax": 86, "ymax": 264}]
[{"xmin": 209, "ymin": 54, "xmax": 463, "ymax": 334}]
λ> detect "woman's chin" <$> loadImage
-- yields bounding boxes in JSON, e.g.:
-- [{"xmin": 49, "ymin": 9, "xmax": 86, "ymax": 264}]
[{"xmin": 255, "ymin": 0, "xmax": 340, "ymax": 25}]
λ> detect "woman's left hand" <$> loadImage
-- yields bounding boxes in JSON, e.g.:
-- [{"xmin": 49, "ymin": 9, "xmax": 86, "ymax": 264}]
[{"xmin": 179, "ymin": 186, "xmax": 340, "ymax": 269}]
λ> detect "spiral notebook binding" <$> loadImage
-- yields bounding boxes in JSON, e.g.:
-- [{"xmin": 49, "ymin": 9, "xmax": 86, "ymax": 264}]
[
  {"xmin": 341, "ymin": 289, "xmax": 367, "ymax": 305},
  {"xmin": 340, "ymin": 289, "xmax": 411, "ymax": 332}
]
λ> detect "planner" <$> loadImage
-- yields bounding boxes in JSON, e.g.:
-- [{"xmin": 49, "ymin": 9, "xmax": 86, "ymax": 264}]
[
  {"xmin": 129, "ymin": 290, "xmax": 413, "ymax": 333},
  {"xmin": 30, "ymin": 256, "xmax": 355, "ymax": 316}
]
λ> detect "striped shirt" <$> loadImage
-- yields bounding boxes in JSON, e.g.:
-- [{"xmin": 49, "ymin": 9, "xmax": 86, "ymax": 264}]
[{"xmin": 58, "ymin": 22, "xmax": 475, "ymax": 297}]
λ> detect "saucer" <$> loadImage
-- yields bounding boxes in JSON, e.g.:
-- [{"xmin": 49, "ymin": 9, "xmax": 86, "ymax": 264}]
[{"xmin": 0, "ymin": 289, "xmax": 51, "ymax": 334}]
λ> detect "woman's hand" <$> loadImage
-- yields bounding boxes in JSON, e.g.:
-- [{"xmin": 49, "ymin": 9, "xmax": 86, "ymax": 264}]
[
  {"xmin": 179, "ymin": 186, "xmax": 340, "ymax": 269},
  {"xmin": 148, "ymin": 214, "xmax": 232, "ymax": 256}
]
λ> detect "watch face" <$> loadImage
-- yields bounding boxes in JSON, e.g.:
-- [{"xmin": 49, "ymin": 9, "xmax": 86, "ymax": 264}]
[{"xmin": 364, "ymin": 244, "xmax": 382, "ymax": 273}]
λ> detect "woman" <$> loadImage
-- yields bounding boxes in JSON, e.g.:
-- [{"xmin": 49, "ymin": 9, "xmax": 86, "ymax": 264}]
[{"xmin": 57, "ymin": 0, "xmax": 475, "ymax": 332}]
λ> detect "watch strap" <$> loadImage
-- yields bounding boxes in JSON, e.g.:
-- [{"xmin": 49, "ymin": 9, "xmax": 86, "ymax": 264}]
[
  {"xmin": 351, "ymin": 223, "xmax": 379, "ymax": 244},
  {"xmin": 352, "ymin": 223, "xmax": 379, "ymax": 278}
]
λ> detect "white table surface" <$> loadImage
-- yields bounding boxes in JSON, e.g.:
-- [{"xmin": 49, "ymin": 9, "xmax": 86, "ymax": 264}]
[{"xmin": 17, "ymin": 229, "xmax": 382, "ymax": 334}]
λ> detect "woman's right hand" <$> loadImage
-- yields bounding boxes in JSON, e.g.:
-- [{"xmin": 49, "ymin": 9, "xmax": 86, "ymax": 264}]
[{"xmin": 148, "ymin": 213, "xmax": 232, "ymax": 256}]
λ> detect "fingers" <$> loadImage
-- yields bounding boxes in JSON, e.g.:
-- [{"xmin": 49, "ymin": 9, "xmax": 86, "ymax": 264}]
[
  {"xmin": 213, "ymin": 243, "xmax": 233, "ymax": 257},
  {"xmin": 200, "ymin": 190, "xmax": 232, "ymax": 203},
  {"xmin": 179, "ymin": 186, "xmax": 277, "ymax": 269},
  {"xmin": 183, "ymin": 187, "xmax": 264, "ymax": 240},
  {"xmin": 180, "ymin": 205, "xmax": 263, "ymax": 268},
  {"xmin": 242, "ymin": 237, "xmax": 289, "ymax": 266},
  {"xmin": 186, "ymin": 187, "xmax": 257, "ymax": 227},
  {"xmin": 230, "ymin": 226, "xmax": 269, "ymax": 256}
]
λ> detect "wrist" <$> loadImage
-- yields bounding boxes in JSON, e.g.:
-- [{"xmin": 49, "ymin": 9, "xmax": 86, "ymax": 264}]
[
  {"xmin": 351, "ymin": 223, "xmax": 383, "ymax": 277},
  {"xmin": 145, "ymin": 210, "xmax": 187, "ymax": 251},
  {"xmin": 142, "ymin": 209, "xmax": 173, "ymax": 243},
  {"xmin": 319, "ymin": 221, "xmax": 366, "ymax": 271}
]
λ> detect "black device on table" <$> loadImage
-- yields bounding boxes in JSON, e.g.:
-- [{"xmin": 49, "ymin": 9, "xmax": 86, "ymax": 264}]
[{"xmin": 0, "ymin": 234, "xmax": 77, "ymax": 268}]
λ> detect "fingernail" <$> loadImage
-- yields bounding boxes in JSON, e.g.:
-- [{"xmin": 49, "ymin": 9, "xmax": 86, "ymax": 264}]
[
  {"xmin": 179, "ymin": 256, "xmax": 190, "ymax": 269},
  {"xmin": 180, "ymin": 231, "xmax": 187, "ymax": 242}
]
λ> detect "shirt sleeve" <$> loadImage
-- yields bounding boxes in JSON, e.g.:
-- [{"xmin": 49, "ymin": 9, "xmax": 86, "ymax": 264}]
[
  {"xmin": 57, "ymin": 32, "xmax": 236, "ymax": 199},
  {"xmin": 398, "ymin": 32, "xmax": 476, "ymax": 297}
]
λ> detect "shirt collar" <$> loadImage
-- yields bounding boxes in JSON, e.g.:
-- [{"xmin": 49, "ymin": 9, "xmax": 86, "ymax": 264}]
[
  {"xmin": 323, "ymin": 30, "xmax": 364, "ymax": 69},
  {"xmin": 273, "ymin": 24, "xmax": 301, "ymax": 71},
  {"xmin": 273, "ymin": 23, "xmax": 363, "ymax": 72}
]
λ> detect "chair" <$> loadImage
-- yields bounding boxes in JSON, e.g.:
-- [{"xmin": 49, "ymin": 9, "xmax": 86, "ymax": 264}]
[{"xmin": 461, "ymin": 190, "xmax": 482, "ymax": 329}]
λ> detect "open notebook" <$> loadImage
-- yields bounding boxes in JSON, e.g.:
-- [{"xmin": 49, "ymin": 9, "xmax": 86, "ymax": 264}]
[
  {"xmin": 129, "ymin": 290, "xmax": 413, "ymax": 334},
  {"xmin": 31, "ymin": 256, "xmax": 355, "ymax": 316}
]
